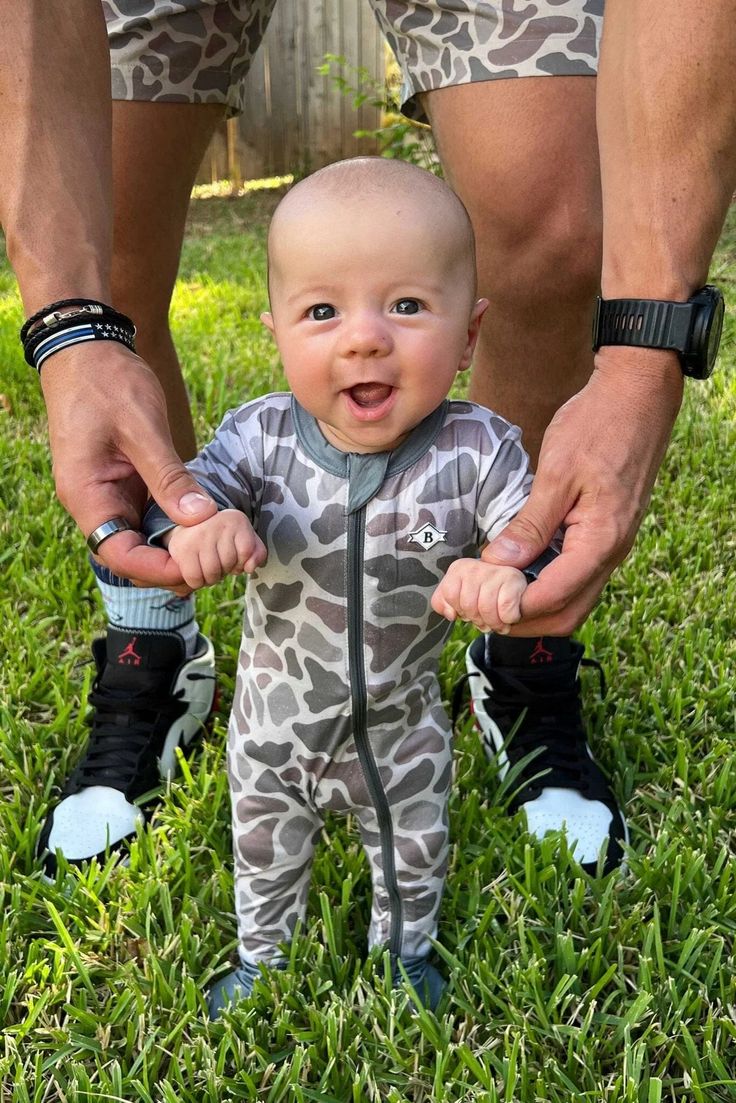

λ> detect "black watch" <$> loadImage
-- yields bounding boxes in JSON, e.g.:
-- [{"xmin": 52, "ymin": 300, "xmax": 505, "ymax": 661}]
[{"xmin": 592, "ymin": 284, "xmax": 724, "ymax": 379}]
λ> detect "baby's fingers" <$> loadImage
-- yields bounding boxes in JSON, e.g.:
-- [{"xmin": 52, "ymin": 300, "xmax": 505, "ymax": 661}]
[
  {"xmin": 215, "ymin": 533, "xmax": 241, "ymax": 578},
  {"xmin": 431, "ymin": 575, "xmax": 460, "ymax": 621},
  {"xmin": 178, "ymin": 555, "xmax": 206, "ymax": 591},
  {"xmin": 431, "ymin": 595, "xmax": 458, "ymax": 621},
  {"xmin": 496, "ymin": 573, "xmax": 527, "ymax": 626},
  {"xmin": 235, "ymin": 528, "xmax": 268, "ymax": 574},
  {"xmin": 197, "ymin": 545, "xmax": 230, "ymax": 587},
  {"xmin": 475, "ymin": 582, "xmax": 505, "ymax": 630}
]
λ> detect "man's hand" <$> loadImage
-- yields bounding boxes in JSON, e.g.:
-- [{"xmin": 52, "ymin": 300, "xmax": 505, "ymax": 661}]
[
  {"xmin": 482, "ymin": 349, "xmax": 684, "ymax": 635},
  {"xmin": 432, "ymin": 558, "xmax": 528, "ymax": 634},
  {"xmin": 164, "ymin": 509, "xmax": 267, "ymax": 590},
  {"xmin": 40, "ymin": 341, "xmax": 218, "ymax": 586}
]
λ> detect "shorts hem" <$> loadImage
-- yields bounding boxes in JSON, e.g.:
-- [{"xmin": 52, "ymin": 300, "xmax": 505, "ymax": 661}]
[
  {"xmin": 397, "ymin": 29, "xmax": 599, "ymax": 123},
  {"xmin": 110, "ymin": 64, "xmax": 242, "ymax": 117}
]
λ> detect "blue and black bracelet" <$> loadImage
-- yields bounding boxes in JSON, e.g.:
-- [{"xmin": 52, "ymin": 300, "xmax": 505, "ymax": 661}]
[{"xmin": 21, "ymin": 298, "xmax": 136, "ymax": 372}]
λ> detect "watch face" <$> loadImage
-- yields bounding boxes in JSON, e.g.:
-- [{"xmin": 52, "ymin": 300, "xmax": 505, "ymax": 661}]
[{"xmin": 688, "ymin": 285, "xmax": 725, "ymax": 378}]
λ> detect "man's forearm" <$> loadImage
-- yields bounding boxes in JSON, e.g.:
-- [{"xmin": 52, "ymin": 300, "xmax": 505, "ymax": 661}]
[
  {"xmin": 0, "ymin": 2, "xmax": 113, "ymax": 314},
  {"xmin": 597, "ymin": 1, "xmax": 736, "ymax": 303}
]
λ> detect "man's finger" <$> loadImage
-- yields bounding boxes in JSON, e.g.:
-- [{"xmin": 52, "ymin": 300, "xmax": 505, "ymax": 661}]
[
  {"xmin": 507, "ymin": 564, "xmax": 609, "ymax": 635},
  {"xmin": 130, "ymin": 443, "xmax": 217, "ymax": 529},
  {"xmin": 515, "ymin": 509, "xmax": 624, "ymax": 625},
  {"xmin": 94, "ymin": 530, "xmax": 186, "ymax": 588},
  {"xmin": 519, "ymin": 554, "xmax": 595, "ymax": 619},
  {"xmin": 507, "ymin": 591, "xmax": 602, "ymax": 637},
  {"xmin": 483, "ymin": 480, "xmax": 567, "ymax": 570}
]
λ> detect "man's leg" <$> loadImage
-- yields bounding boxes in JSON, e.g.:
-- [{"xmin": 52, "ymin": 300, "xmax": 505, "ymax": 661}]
[
  {"xmin": 37, "ymin": 102, "xmax": 223, "ymax": 876},
  {"xmin": 424, "ymin": 77, "xmax": 626, "ymax": 873},
  {"xmin": 370, "ymin": 0, "xmax": 603, "ymax": 462},
  {"xmin": 111, "ymin": 100, "xmax": 224, "ymax": 460},
  {"xmin": 37, "ymin": 0, "xmax": 277, "ymax": 875},
  {"xmin": 425, "ymin": 76, "xmax": 600, "ymax": 466}
]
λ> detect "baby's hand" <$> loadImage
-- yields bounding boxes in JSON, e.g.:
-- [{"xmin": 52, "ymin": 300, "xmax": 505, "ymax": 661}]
[
  {"xmin": 431, "ymin": 558, "xmax": 528, "ymax": 635},
  {"xmin": 163, "ymin": 509, "xmax": 267, "ymax": 590}
]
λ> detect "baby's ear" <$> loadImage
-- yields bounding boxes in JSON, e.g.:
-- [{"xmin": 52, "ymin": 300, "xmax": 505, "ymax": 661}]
[
  {"xmin": 260, "ymin": 311, "xmax": 275, "ymax": 334},
  {"xmin": 458, "ymin": 298, "xmax": 489, "ymax": 372}
]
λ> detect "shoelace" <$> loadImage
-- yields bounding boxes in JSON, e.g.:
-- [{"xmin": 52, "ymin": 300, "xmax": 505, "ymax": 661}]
[
  {"xmin": 70, "ymin": 685, "xmax": 188, "ymax": 792},
  {"xmin": 455, "ymin": 658, "xmax": 606, "ymax": 798}
]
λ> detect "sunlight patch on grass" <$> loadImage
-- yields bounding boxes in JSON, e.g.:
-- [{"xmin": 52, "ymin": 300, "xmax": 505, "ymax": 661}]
[{"xmin": 191, "ymin": 174, "xmax": 294, "ymax": 201}]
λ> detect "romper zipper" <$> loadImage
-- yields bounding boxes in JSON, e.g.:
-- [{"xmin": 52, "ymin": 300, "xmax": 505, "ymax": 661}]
[{"xmin": 346, "ymin": 505, "xmax": 403, "ymax": 960}]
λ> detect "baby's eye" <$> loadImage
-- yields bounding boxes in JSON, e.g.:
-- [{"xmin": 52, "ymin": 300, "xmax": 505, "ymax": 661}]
[
  {"xmin": 308, "ymin": 303, "xmax": 336, "ymax": 321},
  {"xmin": 393, "ymin": 298, "xmax": 422, "ymax": 315}
]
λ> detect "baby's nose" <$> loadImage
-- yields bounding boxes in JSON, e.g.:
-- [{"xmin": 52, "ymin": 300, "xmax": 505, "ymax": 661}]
[{"xmin": 340, "ymin": 313, "xmax": 392, "ymax": 357}]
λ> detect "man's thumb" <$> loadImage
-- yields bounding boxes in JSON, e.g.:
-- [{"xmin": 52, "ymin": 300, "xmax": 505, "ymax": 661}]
[
  {"xmin": 482, "ymin": 496, "xmax": 559, "ymax": 569},
  {"xmin": 144, "ymin": 457, "xmax": 217, "ymax": 527}
]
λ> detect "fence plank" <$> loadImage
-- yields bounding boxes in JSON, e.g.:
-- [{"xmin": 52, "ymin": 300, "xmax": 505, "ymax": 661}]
[
  {"xmin": 196, "ymin": 0, "xmax": 383, "ymax": 184},
  {"xmin": 237, "ymin": 26, "xmax": 271, "ymax": 181},
  {"xmin": 343, "ymin": 0, "xmax": 382, "ymax": 157}
]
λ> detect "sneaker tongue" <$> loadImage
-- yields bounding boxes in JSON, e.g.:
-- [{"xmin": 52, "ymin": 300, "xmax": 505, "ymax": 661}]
[
  {"xmin": 103, "ymin": 629, "xmax": 184, "ymax": 693},
  {"xmin": 350, "ymin": 382, "xmax": 392, "ymax": 406},
  {"xmin": 487, "ymin": 635, "xmax": 575, "ymax": 668}
]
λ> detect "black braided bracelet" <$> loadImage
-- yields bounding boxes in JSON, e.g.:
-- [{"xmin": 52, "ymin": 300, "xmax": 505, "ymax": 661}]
[
  {"xmin": 19, "ymin": 298, "xmax": 117, "ymax": 344},
  {"xmin": 21, "ymin": 299, "xmax": 136, "ymax": 371}
]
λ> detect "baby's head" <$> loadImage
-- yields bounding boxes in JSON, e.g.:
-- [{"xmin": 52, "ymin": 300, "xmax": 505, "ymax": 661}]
[{"xmin": 262, "ymin": 157, "xmax": 487, "ymax": 453}]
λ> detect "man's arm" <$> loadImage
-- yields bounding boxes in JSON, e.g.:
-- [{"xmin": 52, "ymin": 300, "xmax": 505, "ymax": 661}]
[
  {"xmin": 0, "ymin": 4, "xmax": 111, "ymax": 312},
  {"xmin": 0, "ymin": 2, "xmax": 216, "ymax": 586},
  {"xmin": 482, "ymin": 0, "xmax": 736, "ymax": 635}
]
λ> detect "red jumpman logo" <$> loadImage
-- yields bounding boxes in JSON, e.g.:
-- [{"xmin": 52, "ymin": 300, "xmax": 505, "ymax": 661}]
[
  {"xmin": 118, "ymin": 637, "xmax": 143, "ymax": 666},
  {"xmin": 529, "ymin": 637, "xmax": 553, "ymax": 664}
]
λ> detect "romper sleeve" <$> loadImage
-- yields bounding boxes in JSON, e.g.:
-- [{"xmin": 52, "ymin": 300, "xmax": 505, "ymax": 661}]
[
  {"xmin": 475, "ymin": 424, "xmax": 533, "ymax": 544},
  {"xmin": 142, "ymin": 403, "xmax": 266, "ymax": 545},
  {"xmin": 474, "ymin": 421, "xmax": 560, "ymax": 581}
]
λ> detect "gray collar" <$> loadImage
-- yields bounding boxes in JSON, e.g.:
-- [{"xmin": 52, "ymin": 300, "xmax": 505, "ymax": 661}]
[{"xmin": 292, "ymin": 396, "xmax": 449, "ymax": 513}]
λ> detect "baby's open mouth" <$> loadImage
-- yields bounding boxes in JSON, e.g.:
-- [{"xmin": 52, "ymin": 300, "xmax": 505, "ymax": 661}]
[{"xmin": 347, "ymin": 382, "xmax": 394, "ymax": 408}]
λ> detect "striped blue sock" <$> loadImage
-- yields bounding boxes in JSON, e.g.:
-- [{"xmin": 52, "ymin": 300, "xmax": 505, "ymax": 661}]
[{"xmin": 90, "ymin": 558, "xmax": 199, "ymax": 657}]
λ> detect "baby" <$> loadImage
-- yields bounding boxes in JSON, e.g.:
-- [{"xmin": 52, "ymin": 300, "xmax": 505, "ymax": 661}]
[{"xmin": 144, "ymin": 157, "xmax": 552, "ymax": 1017}]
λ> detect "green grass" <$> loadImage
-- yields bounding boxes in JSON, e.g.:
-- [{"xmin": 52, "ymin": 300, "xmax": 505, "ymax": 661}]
[{"xmin": 1, "ymin": 192, "xmax": 735, "ymax": 1102}]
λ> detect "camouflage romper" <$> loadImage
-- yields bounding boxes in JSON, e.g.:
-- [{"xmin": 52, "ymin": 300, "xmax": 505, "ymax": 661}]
[{"xmin": 147, "ymin": 394, "xmax": 534, "ymax": 966}]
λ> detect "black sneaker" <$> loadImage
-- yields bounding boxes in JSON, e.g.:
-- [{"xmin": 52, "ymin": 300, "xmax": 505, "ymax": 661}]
[
  {"xmin": 463, "ymin": 636, "xmax": 628, "ymax": 875},
  {"xmin": 37, "ymin": 628, "xmax": 216, "ymax": 877}
]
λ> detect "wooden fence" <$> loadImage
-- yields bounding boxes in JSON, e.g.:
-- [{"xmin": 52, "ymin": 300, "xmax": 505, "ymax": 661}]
[{"xmin": 198, "ymin": 0, "xmax": 386, "ymax": 184}]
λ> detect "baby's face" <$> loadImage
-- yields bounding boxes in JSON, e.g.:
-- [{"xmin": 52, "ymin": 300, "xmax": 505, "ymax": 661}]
[{"xmin": 263, "ymin": 192, "xmax": 486, "ymax": 453}]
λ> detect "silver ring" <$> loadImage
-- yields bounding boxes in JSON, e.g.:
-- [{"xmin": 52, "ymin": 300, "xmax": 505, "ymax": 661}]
[{"xmin": 86, "ymin": 516, "xmax": 133, "ymax": 554}]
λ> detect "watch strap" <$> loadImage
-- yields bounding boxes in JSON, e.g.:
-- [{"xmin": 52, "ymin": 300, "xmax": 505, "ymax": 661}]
[{"xmin": 593, "ymin": 297, "xmax": 694, "ymax": 353}]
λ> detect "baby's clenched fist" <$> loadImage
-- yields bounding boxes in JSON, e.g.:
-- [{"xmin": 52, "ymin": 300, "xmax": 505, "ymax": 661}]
[
  {"xmin": 432, "ymin": 558, "xmax": 528, "ymax": 634},
  {"xmin": 163, "ymin": 509, "xmax": 267, "ymax": 590}
]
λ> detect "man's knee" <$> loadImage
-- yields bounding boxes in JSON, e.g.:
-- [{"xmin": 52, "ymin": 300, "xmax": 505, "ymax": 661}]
[
  {"xmin": 428, "ymin": 75, "xmax": 601, "ymax": 314},
  {"xmin": 474, "ymin": 201, "xmax": 602, "ymax": 316}
]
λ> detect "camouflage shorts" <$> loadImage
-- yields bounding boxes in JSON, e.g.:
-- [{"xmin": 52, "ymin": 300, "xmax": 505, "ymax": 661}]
[
  {"xmin": 104, "ymin": 0, "xmax": 278, "ymax": 117},
  {"xmin": 105, "ymin": 0, "xmax": 603, "ymax": 121},
  {"xmin": 372, "ymin": 0, "xmax": 603, "ymax": 123}
]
